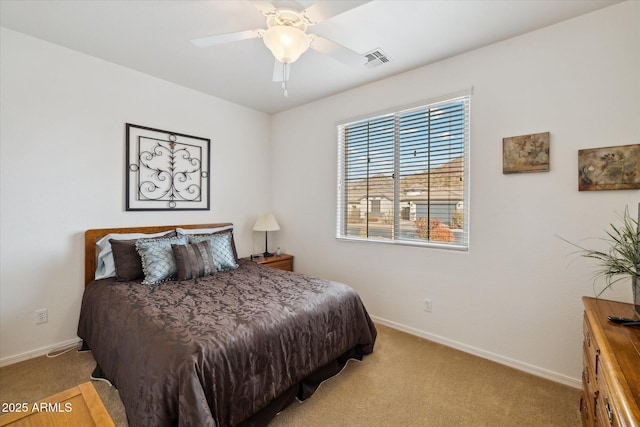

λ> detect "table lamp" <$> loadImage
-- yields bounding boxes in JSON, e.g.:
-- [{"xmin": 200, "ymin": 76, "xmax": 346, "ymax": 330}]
[{"xmin": 253, "ymin": 214, "xmax": 280, "ymax": 257}]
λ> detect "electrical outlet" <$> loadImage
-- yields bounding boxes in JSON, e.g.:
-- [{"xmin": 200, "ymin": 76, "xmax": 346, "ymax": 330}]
[
  {"xmin": 423, "ymin": 299, "xmax": 432, "ymax": 312},
  {"xmin": 35, "ymin": 308, "xmax": 48, "ymax": 324}
]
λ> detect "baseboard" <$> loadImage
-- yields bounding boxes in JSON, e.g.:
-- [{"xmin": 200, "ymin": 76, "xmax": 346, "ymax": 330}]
[
  {"xmin": 2, "ymin": 321, "xmax": 582, "ymax": 389},
  {"xmin": 0, "ymin": 338, "xmax": 82, "ymax": 368},
  {"xmin": 370, "ymin": 315, "xmax": 582, "ymax": 389}
]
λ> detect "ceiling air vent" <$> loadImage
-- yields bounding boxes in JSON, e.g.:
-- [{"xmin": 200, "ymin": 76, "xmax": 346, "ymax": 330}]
[{"xmin": 364, "ymin": 48, "xmax": 391, "ymax": 68}]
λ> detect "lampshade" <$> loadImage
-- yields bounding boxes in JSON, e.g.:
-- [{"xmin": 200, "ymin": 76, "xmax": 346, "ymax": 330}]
[
  {"xmin": 262, "ymin": 25, "xmax": 311, "ymax": 64},
  {"xmin": 253, "ymin": 214, "xmax": 281, "ymax": 232}
]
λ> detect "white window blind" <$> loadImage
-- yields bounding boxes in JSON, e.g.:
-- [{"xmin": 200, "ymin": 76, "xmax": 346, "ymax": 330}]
[{"xmin": 337, "ymin": 94, "xmax": 470, "ymax": 249}]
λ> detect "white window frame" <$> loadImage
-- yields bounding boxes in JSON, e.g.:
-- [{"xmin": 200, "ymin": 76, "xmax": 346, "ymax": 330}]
[{"xmin": 336, "ymin": 92, "xmax": 471, "ymax": 250}]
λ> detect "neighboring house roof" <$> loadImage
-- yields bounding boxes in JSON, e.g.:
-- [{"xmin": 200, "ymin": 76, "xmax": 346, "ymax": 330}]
[
  {"xmin": 403, "ymin": 188, "xmax": 463, "ymax": 202},
  {"xmin": 346, "ymin": 157, "xmax": 463, "ymax": 204}
]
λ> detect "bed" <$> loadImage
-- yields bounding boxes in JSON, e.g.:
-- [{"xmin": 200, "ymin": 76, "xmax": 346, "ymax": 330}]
[{"xmin": 77, "ymin": 223, "xmax": 377, "ymax": 426}]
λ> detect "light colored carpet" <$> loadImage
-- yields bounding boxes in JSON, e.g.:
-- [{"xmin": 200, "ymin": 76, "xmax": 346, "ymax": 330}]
[{"xmin": 0, "ymin": 324, "xmax": 581, "ymax": 426}]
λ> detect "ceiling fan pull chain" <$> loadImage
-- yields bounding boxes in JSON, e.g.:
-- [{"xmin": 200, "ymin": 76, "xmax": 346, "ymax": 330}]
[
  {"xmin": 282, "ymin": 63, "xmax": 286, "ymax": 89},
  {"xmin": 283, "ymin": 63, "xmax": 288, "ymax": 98}
]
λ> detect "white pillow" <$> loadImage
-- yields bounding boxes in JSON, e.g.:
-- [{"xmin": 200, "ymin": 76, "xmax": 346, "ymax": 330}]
[
  {"xmin": 176, "ymin": 225, "xmax": 233, "ymax": 235},
  {"xmin": 95, "ymin": 230, "xmax": 173, "ymax": 280}
]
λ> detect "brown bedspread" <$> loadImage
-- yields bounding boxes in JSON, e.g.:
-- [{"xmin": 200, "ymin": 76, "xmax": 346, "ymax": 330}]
[{"xmin": 77, "ymin": 259, "xmax": 376, "ymax": 426}]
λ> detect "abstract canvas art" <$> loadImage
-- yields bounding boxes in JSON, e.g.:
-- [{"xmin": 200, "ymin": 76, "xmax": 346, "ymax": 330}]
[
  {"xmin": 126, "ymin": 123, "xmax": 210, "ymax": 210},
  {"xmin": 503, "ymin": 132, "xmax": 550, "ymax": 174},
  {"xmin": 578, "ymin": 144, "xmax": 640, "ymax": 191}
]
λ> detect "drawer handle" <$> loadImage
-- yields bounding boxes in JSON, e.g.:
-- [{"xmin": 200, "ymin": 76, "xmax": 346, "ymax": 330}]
[
  {"xmin": 605, "ymin": 396, "xmax": 614, "ymax": 425},
  {"xmin": 585, "ymin": 330, "xmax": 590, "ymax": 347}
]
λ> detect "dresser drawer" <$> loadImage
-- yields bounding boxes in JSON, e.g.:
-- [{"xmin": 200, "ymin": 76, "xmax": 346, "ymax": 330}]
[
  {"xmin": 582, "ymin": 343, "xmax": 596, "ymax": 423},
  {"xmin": 580, "ymin": 395, "xmax": 595, "ymax": 427},
  {"xmin": 596, "ymin": 371, "xmax": 622, "ymax": 427},
  {"xmin": 583, "ymin": 314, "xmax": 600, "ymax": 380},
  {"xmin": 582, "ymin": 340, "xmax": 596, "ymax": 390}
]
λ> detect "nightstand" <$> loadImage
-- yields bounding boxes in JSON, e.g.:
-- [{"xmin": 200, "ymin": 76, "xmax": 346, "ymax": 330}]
[{"xmin": 248, "ymin": 254, "xmax": 293, "ymax": 272}]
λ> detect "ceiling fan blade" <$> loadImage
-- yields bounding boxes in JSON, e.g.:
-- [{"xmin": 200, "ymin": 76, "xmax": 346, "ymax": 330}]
[
  {"xmin": 272, "ymin": 60, "xmax": 290, "ymax": 82},
  {"xmin": 310, "ymin": 35, "xmax": 366, "ymax": 67},
  {"xmin": 292, "ymin": 0, "xmax": 317, "ymax": 10},
  {"xmin": 250, "ymin": 0, "xmax": 277, "ymax": 16},
  {"xmin": 303, "ymin": 0, "xmax": 371, "ymax": 24},
  {"xmin": 190, "ymin": 30, "xmax": 261, "ymax": 47}
]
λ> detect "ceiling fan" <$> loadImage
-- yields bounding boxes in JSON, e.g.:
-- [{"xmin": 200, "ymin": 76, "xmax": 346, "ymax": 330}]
[{"xmin": 191, "ymin": 0, "xmax": 371, "ymax": 97}]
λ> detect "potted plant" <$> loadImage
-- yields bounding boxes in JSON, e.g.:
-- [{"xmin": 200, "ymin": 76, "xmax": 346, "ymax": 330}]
[{"xmin": 562, "ymin": 206, "xmax": 639, "ymax": 316}]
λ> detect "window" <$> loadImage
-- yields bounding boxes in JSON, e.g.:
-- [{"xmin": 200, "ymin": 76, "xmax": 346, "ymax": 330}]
[{"xmin": 337, "ymin": 94, "xmax": 470, "ymax": 249}]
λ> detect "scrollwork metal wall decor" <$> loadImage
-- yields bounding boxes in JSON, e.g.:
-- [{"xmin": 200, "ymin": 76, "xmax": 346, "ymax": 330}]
[{"xmin": 126, "ymin": 123, "xmax": 210, "ymax": 211}]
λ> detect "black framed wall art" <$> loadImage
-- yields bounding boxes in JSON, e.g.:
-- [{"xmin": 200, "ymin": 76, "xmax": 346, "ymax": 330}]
[{"xmin": 126, "ymin": 123, "xmax": 210, "ymax": 211}]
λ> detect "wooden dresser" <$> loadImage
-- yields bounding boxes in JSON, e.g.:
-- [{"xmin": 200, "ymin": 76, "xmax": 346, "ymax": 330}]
[{"xmin": 581, "ymin": 297, "xmax": 640, "ymax": 426}]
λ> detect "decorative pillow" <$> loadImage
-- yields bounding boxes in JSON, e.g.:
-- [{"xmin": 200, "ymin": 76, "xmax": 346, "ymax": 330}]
[
  {"xmin": 135, "ymin": 235, "xmax": 188, "ymax": 285},
  {"xmin": 172, "ymin": 241, "xmax": 215, "ymax": 280},
  {"xmin": 177, "ymin": 226, "xmax": 238, "ymax": 261},
  {"xmin": 110, "ymin": 239, "xmax": 144, "ymax": 281},
  {"xmin": 189, "ymin": 231, "xmax": 238, "ymax": 271},
  {"xmin": 95, "ymin": 230, "xmax": 175, "ymax": 280},
  {"xmin": 176, "ymin": 225, "xmax": 233, "ymax": 235}
]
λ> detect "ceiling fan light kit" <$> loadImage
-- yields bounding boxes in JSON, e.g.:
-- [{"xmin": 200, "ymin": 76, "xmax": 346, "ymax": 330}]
[
  {"xmin": 261, "ymin": 9, "xmax": 311, "ymax": 98},
  {"xmin": 262, "ymin": 22, "xmax": 310, "ymax": 64}
]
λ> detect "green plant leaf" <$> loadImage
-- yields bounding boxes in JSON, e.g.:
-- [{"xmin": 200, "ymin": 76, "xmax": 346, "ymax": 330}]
[{"xmin": 559, "ymin": 206, "xmax": 639, "ymax": 296}]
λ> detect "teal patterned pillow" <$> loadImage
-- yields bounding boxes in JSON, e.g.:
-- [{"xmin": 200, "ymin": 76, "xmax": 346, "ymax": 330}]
[
  {"xmin": 189, "ymin": 231, "xmax": 238, "ymax": 271},
  {"xmin": 136, "ymin": 235, "xmax": 188, "ymax": 284}
]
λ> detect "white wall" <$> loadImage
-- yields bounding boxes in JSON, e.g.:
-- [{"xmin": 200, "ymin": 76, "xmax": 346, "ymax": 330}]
[
  {"xmin": 271, "ymin": 1, "xmax": 639, "ymax": 386},
  {"xmin": 0, "ymin": 28, "xmax": 272, "ymax": 364},
  {"xmin": 1, "ymin": 2, "xmax": 638, "ymax": 385}
]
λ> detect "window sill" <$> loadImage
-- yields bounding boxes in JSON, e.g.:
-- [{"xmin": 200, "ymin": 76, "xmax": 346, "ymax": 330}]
[{"xmin": 336, "ymin": 236, "xmax": 468, "ymax": 251}]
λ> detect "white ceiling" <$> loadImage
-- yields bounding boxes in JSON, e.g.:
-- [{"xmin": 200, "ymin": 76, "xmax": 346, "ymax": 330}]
[{"xmin": 0, "ymin": 0, "xmax": 620, "ymax": 114}]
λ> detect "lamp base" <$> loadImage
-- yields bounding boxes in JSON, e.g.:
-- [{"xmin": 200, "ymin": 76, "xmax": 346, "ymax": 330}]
[{"xmin": 263, "ymin": 251, "xmax": 274, "ymax": 258}]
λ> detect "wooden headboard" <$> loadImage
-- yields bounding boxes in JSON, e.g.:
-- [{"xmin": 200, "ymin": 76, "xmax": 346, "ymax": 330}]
[{"xmin": 85, "ymin": 223, "xmax": 233, "ymax": 287}]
